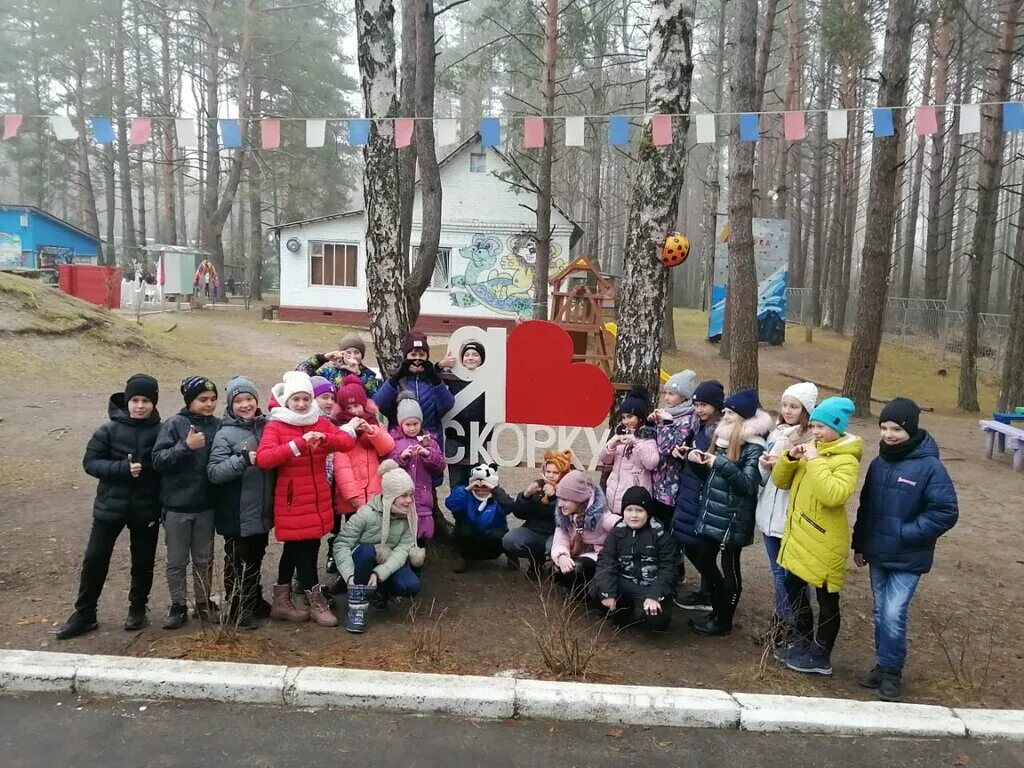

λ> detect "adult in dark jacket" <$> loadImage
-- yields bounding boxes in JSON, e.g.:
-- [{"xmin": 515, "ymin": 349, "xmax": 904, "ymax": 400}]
[
  {"xmin": 442, "ymin": 340, "xmax": 488, "ymax": 488},
  {"xmin": 594, "ymin": 487, "xmax": 678, "ymax": 631},
  {"xmin": 56, "ymin": 374, "xmax": 162, "ymax": 640},
  {"xmin": 670, "ymin": 380, "xmax": 724, "ymax": 611},
  {"xmin": 152, "ymin": 375, "xmax": 222, "ymax": 628},
  {"xmin": 207, "ymin": 377, "xmax": 275, "ymax": 629},
  {"xmin": 689, "ymin": 390, "xmax": 771, "ymax": 636},
  {"xmin": 502, "ymin": 449, "xmax": 573, "ymax": 574},
  {"xmin": 852, "ymin": 398, "xmax": 958, "ymax": 701}
]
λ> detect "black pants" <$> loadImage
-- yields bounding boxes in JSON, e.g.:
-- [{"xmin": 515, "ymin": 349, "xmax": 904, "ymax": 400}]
[
  {"xmin": 593, "ymin": 578, "xmax": 672, "ymax": 632},
  {"xmin": 689, "ymin": 537, "xmax": 743, "ymax": 629},
  {"xmin": 454, "ymin": 526, "xmax": 505, "ymax": 560},
  {"xmin": 785, "ymin": 572, "xmax": 841, "ymax": 652},
  {"xmin": 224, "ymin": 533, "xmax": 268, "ymax": 615},
  {"xmin": 277, "ymin": 539, "xmax": 320, "ymax": 591},
  {"xmin": 73, "ymin": 517, "xmax": 160, "ymax": 617},
  {"xmin": 553, "ymin": 556, "xmax": 597, "ymax": 599}
]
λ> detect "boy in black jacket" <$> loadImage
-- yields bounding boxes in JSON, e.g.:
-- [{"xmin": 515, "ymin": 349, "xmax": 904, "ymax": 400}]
[
  {"xmin": 594, "ymin": 486, "xmax": 678, "ymax": 631},
  {"xmin": 152, "ymin": 375, "xmax": 221, "ymax": 629},
  {"xmin": 56, "ymin": 374, "xmax": 162, "ymax": 639}
]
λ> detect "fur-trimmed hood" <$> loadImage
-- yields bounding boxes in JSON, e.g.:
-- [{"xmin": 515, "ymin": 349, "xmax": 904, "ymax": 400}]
[{"xmin": 712, "ymin": 408, "xmax": 773, "ymax": 449}]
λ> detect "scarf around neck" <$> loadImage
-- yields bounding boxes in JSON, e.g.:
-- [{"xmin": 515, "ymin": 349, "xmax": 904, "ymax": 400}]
[
  {"xmin": 269, "ymin": 406, "xmax": 320, "ymax": 427},
  {"xmin": 878, "ymin": 429, "xmax": 926, "ymax": 461}
]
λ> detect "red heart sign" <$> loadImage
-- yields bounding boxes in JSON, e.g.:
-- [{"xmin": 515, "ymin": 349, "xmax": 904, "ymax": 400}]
[{"xmin": 505, "ymin": 320, "xmax": 613, "ymax": 427}]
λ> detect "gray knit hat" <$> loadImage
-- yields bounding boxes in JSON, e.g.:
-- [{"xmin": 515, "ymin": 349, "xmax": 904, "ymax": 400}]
[
  {"xmin": 396, "ymin": 390, "xmax": 423, "ymax": 423},
  {"xmin": 225, "ymin": 376, "xmax": 259, "ymax": 415},
  {"xmin": 665, "ymin": 370, "xmax": 697, "ymax": 400}
]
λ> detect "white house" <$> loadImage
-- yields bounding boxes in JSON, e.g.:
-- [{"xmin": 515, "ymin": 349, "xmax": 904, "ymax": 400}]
[{"xmin": 274, "ymin": 136, "xmax": 583, "ymax": 331}]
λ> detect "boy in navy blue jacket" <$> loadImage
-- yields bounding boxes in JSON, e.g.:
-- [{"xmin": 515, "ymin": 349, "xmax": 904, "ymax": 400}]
[
  {"xmin": 445, "ymin": 463, "xmax": 512, "ymax": 573},
  {"xmin": 853, "ymin": 398, "xmax": 958, "ymax": 702}
]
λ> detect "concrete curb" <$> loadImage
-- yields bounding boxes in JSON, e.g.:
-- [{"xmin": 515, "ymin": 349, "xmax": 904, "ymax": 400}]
[{"xmin": 1, "ymin": 650, "xmax": 1021, "ymax": 740}]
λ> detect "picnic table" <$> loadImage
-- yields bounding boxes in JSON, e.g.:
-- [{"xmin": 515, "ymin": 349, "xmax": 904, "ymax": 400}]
[{"xmin": 979, "ymin": 419, "xmax": 1024, "ymax": 472}]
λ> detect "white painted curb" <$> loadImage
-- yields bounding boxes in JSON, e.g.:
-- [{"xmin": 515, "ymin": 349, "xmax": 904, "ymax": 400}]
[
  {"xmin": 515, "ymin": 679, "xmax": 738, "ymax": 728},
  {"xmin": 734, "ymin": 693, "xmax": 966, "ymax": 737},
  {"xmin": 2, "ymin": 650, "xmax": 1023, "ymax": 740}
]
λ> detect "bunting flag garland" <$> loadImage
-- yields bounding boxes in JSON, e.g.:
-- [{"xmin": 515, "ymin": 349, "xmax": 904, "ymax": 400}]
[
  {"xmin": 6, "ymin": 98, "xmax": 1024, "ymax": 155},
  {"xmin": 129, "ymin": 117, "xmax": 151, "ymax": 145},
  {"xmin": 3, "ymin": 114, "xmax": 22, "ymax": 140}
]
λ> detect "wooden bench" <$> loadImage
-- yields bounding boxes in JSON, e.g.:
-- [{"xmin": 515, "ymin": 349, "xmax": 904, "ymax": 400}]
[{"xmin": 980, "ymin": 420, "xmax": 1024, "ymax": 472}]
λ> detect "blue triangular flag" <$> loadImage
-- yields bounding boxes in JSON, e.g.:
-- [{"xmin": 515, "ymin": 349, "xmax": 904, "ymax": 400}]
[
  {"xmin": 1003, "ymin": 102, "xmax": 1024, "ymax": 132},
  {"xmin": 89, "ymin": 117, "xmax": 115, "ymax": 144},
  {"xmin": 608, "ymin": 116, "xmax": 630, "ymax": 146},
  {"xmin": 480, "ymin": 118, "xmax": 501, "ymax": 147},
  {"xmin": 219, "ymin": 119, "xmax": 242, "ymax": 148},
  {"xmin": 738, "ymin": 113, "xmax": 760, "ymax": 142},
  {"xmin": 872, "ymin": 108, "xmax": 895, "ymax": 137},
  {"xmin": 348, "ymin": 119, "xmax": 370, "ymax": 146}
]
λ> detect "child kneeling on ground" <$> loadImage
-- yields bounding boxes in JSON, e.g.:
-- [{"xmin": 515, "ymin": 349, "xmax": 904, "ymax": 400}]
[
  {"xmin": 56, "ymin": 374, "xmax": 163, "ymax": 639},
  {"xmin": 550, "ymin": 470, "xmax": 617, "ymax": 598},
  {"xmin": 853, "ymin": 398, "xmax": 958, "ymax": 702},
  {"xmin": 504, "ymin": 449, "xmax": 574, "ymax": 575},
  {"xmin": 594, "ymin": 486, "xmax": 678, "ymax": 631},
  {"xmin": 446, "ymin": 463, "xmax": 513, "ymax": 573},
  {"xmin": 333, "ymin": 460, "xmax": 426, "ymax": 633}
]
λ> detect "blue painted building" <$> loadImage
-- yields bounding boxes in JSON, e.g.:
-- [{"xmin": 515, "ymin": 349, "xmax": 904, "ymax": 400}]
[{"xmin": 0, "ymin": 205, "xmax": 102, "ymax": 270}]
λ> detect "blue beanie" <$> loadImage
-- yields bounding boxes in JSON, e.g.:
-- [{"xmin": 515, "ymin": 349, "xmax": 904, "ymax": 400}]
[
  {"xmin": 692, "ymin": 380, "xmax": 725, "ymax": 410},
  {"xmin": 809, "ymin": 396, "xmax": 855, "ymax": 435},
  {"xmin": 723, "ymin": 388, "xmax": 759, "ymax": 420},
  {"xmin": 619, "ymin": 385, "xmax": 651, "ymax": 421}
]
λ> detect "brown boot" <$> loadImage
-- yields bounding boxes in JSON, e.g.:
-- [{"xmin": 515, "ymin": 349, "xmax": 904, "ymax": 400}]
[
  {"xmin": 270, "ymin": 583, "xmax": 309, "ymax": 622},
  {"xmin": 306, "ymin": 586, "xmax": 338, "ymax": 627}
]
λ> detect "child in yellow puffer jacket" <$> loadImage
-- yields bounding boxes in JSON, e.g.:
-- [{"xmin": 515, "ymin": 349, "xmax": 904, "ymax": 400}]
[{"xmin": 771, "ymin": 396, "xmax": 863, "ymax": 678}]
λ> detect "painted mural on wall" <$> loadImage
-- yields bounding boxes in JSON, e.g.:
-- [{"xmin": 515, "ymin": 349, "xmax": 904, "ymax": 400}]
[
  {"xmin": 450, "ymin": 233, "xmax": 567, "ymax": 317},
  {"xmin": 0, "ymin": 232, "xmax": 23, "ymax": 268}
]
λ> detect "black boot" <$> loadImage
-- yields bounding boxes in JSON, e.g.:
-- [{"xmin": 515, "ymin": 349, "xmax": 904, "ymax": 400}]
[
  {"xmin": 162, "ymin": 603, "xmax": 188, "ymax": 630},
  {"xmin": 878, "ymin": 669, "xmax": 903, "ymax": 702},
  {"xmin": 252, "ymin": 591, "xmax": 272, "ymax": 619},
  {"xmin": 55, "ymin": 611, "xmax": 98, "ymax": 640},
  {"xmin": 124, "ymin": 602, "xmax": 148, "ymax": 631}
]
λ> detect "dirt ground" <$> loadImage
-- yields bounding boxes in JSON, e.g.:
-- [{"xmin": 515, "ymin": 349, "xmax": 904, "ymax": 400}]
[{"xmin": 0, "ymin": 298, "xmax": 1021, "ymax": 709}]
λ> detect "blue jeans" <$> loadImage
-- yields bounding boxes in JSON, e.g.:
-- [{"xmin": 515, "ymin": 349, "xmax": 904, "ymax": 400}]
[
  {"xmin": 869, "ymin": 564, "xmax": 921, "ymax": 670},
  {"xmin": 762, "ymin": 535, "xmax": 791, "ymax": 623},
  {"xmin": 352, "ymin": 543, "xmax": 421, "ymax": 597}
]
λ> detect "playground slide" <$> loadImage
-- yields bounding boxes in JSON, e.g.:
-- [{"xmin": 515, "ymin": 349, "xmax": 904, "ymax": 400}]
[{"xmin": 603, "ymin": 322, "xmax": 671, "ymax": 384}]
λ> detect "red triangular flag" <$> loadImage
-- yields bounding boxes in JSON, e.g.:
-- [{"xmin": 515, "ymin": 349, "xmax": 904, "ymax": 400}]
[
  {"xmin": 651, "ymin": 115, "xmax": 673, "ymax": 146},
  {"xmin": 524, "ymin": 117, "xmax": 545, "ymax": 148},
  {"xmin": 394, "ymin": 118, "xmax": 414, "ymax": 148},
  {"xmin": 261, "ymin": 119, "xmax": 281, "ymax": 149},
  {"xmin": 129, "ymin": 118, "xmax": 151, "ymax": 145},
  {"xmin": 3, "ymin": 114, "xmax": 23, "ymax": 140}
]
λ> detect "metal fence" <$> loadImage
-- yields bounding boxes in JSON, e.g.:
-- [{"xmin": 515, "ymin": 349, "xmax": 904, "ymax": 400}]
[{"xmin": 786, "ymin": 288, "xmax": 1009, "ymax": 373}]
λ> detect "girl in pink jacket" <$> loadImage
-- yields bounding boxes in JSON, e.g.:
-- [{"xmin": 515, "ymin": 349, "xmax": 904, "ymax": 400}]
[
  {"xmin": 550, "ymin": 470, "xmax": 618, "ymax": 598},
  {"xmin": 599, "ymin": 386, "xmax": 661, "ymax": 515}
]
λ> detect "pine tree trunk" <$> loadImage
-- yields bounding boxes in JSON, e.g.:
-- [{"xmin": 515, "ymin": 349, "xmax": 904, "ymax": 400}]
[
  {"xmin": 701, "ymin": 0, "xmax": 726, "ymax": 315},
  {"xmin": 924, "ymin": 7, "xmax": 951, "ymax": 300},
  {"xmin": 825, "ymin": 61, "xmax": 853, "ymax": 332},
  {"xmin": 725, "ymin": 0, "xmax": 759, "ymax": 390},
  {"xmin": 160, "ymin": 10, "xmax": 177, "ymax": 246},
  {"xmin": 613, "ymin": 0, "xmax": 693, "ymax": 397},
  {"xmin": 841, "ymin": 0, "xmax": 916, "ymax": 414},
  {"xmin": 809, "ymin": 57, "xmax": 831, "ymax": 326},
  {"xmin": 72, "ymin": 64, "xmax": 101, "ymax": 253},
  {"xmin": 531, "ymin": 0, "xmax": 559, "ymax": 321},
  {"xmin": 999, "ymin": 189, "xmax": 1024, "ymax": 410},
  {"xmin": 958, "ymin": 0, "xmax": 1019, "ymax": 412},
  {"xmin": 357, "ymin": 0, "xmax": 409, "ymax": 375}
]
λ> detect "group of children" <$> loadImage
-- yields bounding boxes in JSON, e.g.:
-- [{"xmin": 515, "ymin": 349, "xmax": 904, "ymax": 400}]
[{"xmin": 56, "ymin": 331, "xmax": 959, "ymax": 702}]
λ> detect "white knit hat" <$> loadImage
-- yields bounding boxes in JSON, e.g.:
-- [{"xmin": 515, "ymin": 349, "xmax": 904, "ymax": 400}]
[
  {"xmin": 272, "ymin": 370, "xmax": 313, "ymax": 407},
  {"xmin": 396, "ymin": 390, "xmax": 423, "ymax": 423},
  {"xmin": 375, "ymin": 459, "xmax": 425, "ymax": 568},
  {"xmin": 782, "ymin": 382, "xmax": 818, "ymax": 416}
]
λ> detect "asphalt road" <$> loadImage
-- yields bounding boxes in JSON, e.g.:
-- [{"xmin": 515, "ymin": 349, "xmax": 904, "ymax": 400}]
[{"xmin": 1, "ymin": 693, "xmax": 1021, "ymax": 768}]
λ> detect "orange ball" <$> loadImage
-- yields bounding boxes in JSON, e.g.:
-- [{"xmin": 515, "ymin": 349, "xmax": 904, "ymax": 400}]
[{"xmin": 662, "ymin": 233, "xmax": 690, "ymax": 268}]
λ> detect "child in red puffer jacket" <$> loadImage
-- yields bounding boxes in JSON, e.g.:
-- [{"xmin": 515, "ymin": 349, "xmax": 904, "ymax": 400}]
[{"xmin": 257, "ymin": 371, "xmax": 356, "ymax": 627}]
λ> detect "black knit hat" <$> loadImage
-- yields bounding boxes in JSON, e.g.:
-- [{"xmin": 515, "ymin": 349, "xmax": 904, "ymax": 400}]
[
  {"xmin": 723, "ymin": 388, "xmax": 759, "ymax": 420},
  {"xmin": 619, "ymin": 385, "xmax": 651, "ymax": 421},
  {"xmin": 181, "ymin": 375, "xmax": 218, "ymax": 406},
  {"xmin": 879, "ymin": 397, "xmax": 921, "ymax": 437},
  {"xmin": 693, "ymin": 379, "xmax": 726, "ymax": 410},
  {"xmin": 460, "ymin": 341, "xmax": 486, "ymax": 364},
  {"xmin": 124, "ymin": 373, "xmax": 159, "ymax": 405},
  {"xmin": 621, "ymin": 486, "xmax": 655, "ymax": 516}
]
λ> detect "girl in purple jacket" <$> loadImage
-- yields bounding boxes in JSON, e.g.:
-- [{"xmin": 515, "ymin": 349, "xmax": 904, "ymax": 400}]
[{"xmin": 389, "ymin": 392, "xmax": 445, "ymax": 544}]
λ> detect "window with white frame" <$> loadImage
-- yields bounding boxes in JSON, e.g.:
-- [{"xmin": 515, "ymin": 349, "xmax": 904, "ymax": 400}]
[
  {"xmin": 309, "ymin": 241, "xmax": 358, "ymax": 287},
  {"xmin": 411, "ymin": 246, "xmax": 451, "ymax": 290},
  {"xmin": 469, "ymin": 152, "xmax": 487, "ymax": 173}
]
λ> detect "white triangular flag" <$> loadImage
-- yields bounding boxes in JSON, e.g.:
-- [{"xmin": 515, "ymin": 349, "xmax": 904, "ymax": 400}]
[
  {"xmin": 564, "ymin": 116, "xmax": 585, "ymax": 147},
  {"xmin": 306, "ymin": 119, "xmax": 326, "ymax": 148},
  {"xmin": 49, "ymin": 115, "xmax": 77, "ymax": 141},
  {"xmin": 827, "ymin": 109, "xmax": 848, "ymax": 140},
  {"xmin": 435, "ymin": 118, "xmax": 457, "ymax": 147},
  {"xmin": 175, "ymin": 119, "xmax": 198, "ymax": 149},
  {"xmin": 958, "ymin": 104, "xmax": 980, "ymax": 135},
  {"xmin": 695, "ymin": 114, "xmax": 715, "ymax": 144}
]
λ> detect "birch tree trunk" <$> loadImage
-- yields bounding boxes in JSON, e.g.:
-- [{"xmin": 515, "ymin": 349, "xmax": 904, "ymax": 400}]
[
  {"xmin": 397, "ymin": 0, "xmax": 417, "ymax": 265},
  {"xmin": 725, "ymin": 0, "xmax": 759, "ymax": 390},
  {"xmin": 841, "ymin": 0, "xmax": 916, "ymax": 414},
  {"xmin": 357, "ymin": 0, "xmax": 409, "ymax": 375},
  {"xmin": 531, "ymin": 0, "xmax": 559, "ymax": 321},
  {"xmin": 959, "ymin": 0, "xmax": 1020, "ymax": 411},
  {"xmin": 613, "ymin": 0, "xmax": 693, "ymax": 397}
]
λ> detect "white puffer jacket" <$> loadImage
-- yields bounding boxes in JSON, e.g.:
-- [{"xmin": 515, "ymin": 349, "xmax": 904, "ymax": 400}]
[{"xmin": 755, "ymin": 422, "xmax": 809, "ymax": 538}]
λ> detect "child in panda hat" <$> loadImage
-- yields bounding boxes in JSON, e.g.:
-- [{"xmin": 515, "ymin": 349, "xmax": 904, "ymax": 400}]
[{"xmin": 444, "ymin": 463, "xmax": 513, "ymax": 573}]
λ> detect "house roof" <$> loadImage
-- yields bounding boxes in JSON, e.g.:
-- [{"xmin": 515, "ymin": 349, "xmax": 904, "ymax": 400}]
[
  {"xmin": 0, "ymin": 204, "xmax": 103, "ymax": 244},
  {"xmin": 273, "ymin": 135, "xmax": 584, "ymax": 247}
]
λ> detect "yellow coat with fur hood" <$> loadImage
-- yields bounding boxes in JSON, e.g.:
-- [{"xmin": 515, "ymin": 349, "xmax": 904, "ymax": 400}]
[{"xmin": 772, "ymin": 433, "xmax": 863, "ymax": 592}]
